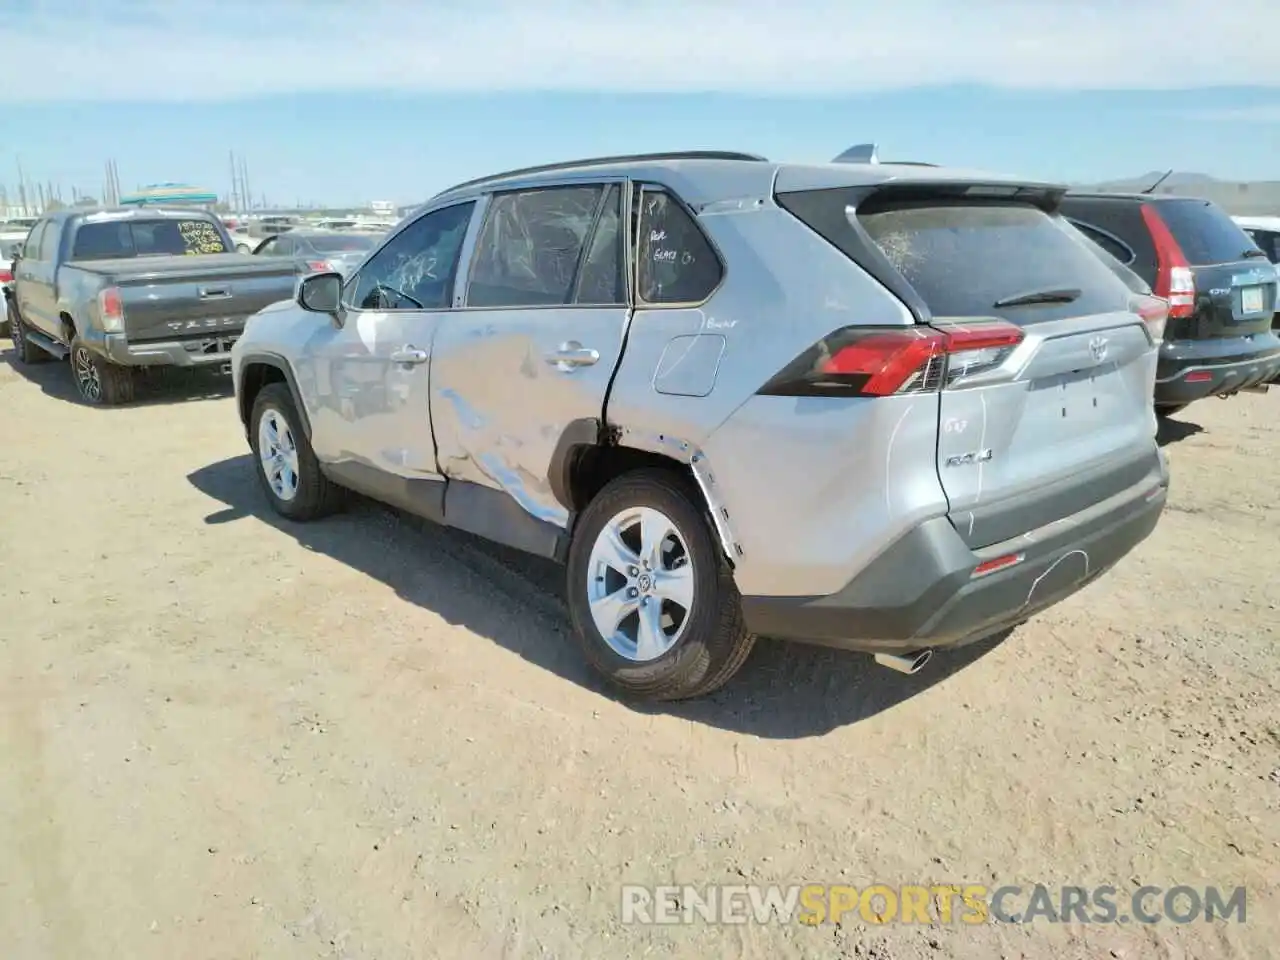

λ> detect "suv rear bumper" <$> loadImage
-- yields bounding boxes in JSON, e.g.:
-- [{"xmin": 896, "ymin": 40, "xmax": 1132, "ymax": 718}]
[
  {"xmin": 739, "ymin": 459, "xmax": 1168, "ymax": 654},
  {"xmin": 1154, "ymin": 333, "xmax": 1280, "ymax": 405},
  {"xmin": 101, "ymin": 332, "xmax": 239, "ymax": 368}
]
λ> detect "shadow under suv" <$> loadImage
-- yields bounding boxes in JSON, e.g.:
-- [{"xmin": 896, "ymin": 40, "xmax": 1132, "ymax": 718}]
[
  {"xmin": 231, "ymin": 150, "xmax": 1170, "ymax": 700},
  {"xmin": 1061, "ymin": 193, "xmax": 1280, "ymax": 414}
]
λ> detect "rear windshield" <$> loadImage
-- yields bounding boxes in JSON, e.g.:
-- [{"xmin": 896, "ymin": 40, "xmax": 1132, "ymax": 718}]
[
  {"xmin": 307, "ymin": 233, "xmax": 376, "ymax": 253},
  {"xmin": 857, "ymin": 200, "xmax": 1135, "ymax": 323},
  {"xmin": 1153, "ymin": 199, "xmax": 1262, "ymax": 266},
  {"xmin": 71, "ymin": 219, "xmax": 229, "ymax": 260}
]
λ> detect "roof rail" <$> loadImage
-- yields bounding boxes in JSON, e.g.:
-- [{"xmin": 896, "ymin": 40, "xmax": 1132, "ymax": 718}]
[{"xmin": 433, "ymin": 150, "xmax": 769, "ymax": 198}]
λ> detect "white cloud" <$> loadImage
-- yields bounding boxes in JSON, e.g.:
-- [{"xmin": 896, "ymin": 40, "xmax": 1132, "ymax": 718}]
[{"xmin": 6, "ymin": 0, "xmax": 1280, "ymax": 103}]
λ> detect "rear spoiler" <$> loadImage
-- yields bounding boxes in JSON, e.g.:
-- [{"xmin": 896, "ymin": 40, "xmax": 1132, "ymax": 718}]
[{"xmin": 832, "ymin": 143, "xmax": 939, "ymax": 168}]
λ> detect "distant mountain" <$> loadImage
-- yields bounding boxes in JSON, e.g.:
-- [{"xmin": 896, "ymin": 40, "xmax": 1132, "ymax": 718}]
[
  {"xmin": 1083, "ymin": 170, "xmax": 1220, "ymax": 191},
  {"xmin": 1074, "ymin": 171, "xmax": 1280, "ymax": 216}
]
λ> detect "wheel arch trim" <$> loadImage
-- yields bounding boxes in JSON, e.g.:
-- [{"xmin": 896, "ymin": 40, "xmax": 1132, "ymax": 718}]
[
  {"xmin": 548, "ymin": 418, "xmax": 744, "ymax": 564},
  {"xmin": 237, "ymin": 352, "xmax": 312, "ymax": 440}
]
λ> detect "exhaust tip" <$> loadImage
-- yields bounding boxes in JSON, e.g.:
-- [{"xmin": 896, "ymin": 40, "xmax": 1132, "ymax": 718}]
[{"xmin": 874, "ymin": 649, "xmax": 934, "ymax": 675}]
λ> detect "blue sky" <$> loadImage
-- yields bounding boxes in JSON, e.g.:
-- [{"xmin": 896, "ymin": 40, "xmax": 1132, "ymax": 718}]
[{"xmin": 3, "ymin": 0, "xmax": 1280, "ymax": 207}]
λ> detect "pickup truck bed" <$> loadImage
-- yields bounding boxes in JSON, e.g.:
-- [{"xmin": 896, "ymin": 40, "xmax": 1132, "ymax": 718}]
[{"xmin": 72, "ymin": 254, "xmax": 298, "ymax": 352}]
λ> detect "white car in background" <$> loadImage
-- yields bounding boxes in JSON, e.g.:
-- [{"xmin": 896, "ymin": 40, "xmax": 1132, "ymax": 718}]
[{"xmin": 1234, "ymin": 215, "xmax": 1280, "ymax": 264}]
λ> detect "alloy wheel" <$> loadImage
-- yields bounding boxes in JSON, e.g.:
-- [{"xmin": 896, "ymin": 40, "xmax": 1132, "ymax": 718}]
[
  {"xmin": 257, "ymin": 408, "xmax": 301, "ymax": 501},
  {"xmin": 73, "ymin": 347, "xmax": 102, "ymax": 402},
  {"xmin": 585, "ymin": 506, "xmax": 695, "ymax": 662}
]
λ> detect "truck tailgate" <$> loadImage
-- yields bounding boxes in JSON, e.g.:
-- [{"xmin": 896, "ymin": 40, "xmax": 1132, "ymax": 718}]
[{"xmin": 80, "ymin": 255, "xmax": 298, "ymax": 342}]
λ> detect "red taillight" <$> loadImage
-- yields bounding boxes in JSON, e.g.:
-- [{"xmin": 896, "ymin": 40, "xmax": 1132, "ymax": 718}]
[
  {"xmin": 98, "ymin": 286, "xmax": 124, "ymax": 332},
  {"xmin": 759, "ymin": 321, "xmax": 1025, "ymax": 398},
  {"xmin": 306, "ymin": 260, "xmax": 333, "ymax": 273},
  {"xmin": 1184, "ymin": 371, "xmax": 1213, "ymax": 383},
  {"xmin": 1141, "ymin": 205, "xmax": 1195, "ymax": 319},
  {"xmin": 0, "ymin": 268, "xmax": 11, "ymax": 284}
]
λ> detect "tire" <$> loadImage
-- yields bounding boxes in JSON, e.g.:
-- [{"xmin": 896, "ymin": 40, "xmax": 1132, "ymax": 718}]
[
  {"xmin": 566, "ymin": 469, "xmax": 755, "ymax": 701},
  {"xmin": 71, "ymin": 338, "xmax": 135, "ymax": 405},
  {"xmin": 248, "ymin": 382, "xmax": 344, "ymax": 521},
  {"xmin": 1156, "ymin": 403, "xmax": 1189, "ymax": 417},
  {"xmin": 9, "ymin": 307, "xmax": 51, "ymax": 365}
]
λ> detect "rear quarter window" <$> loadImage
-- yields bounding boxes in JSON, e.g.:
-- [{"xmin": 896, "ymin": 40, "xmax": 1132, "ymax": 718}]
[
  {"xmin": 858, "ymin": 201, "xmax": 1135, "ymax": 323},
  {"xmin": 1153, "ymin": 200, "xmax": 1260, "ymax": 266}
]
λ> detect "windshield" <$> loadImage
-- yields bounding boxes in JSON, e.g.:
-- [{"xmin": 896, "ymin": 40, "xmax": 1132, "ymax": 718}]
[
  {"xmin": 71, "ymin": 219, "xmax": 229, "ymax": 260},
  {"xmin": 307, "ymin": 233, "xmax": 376, "ymax": 253}
]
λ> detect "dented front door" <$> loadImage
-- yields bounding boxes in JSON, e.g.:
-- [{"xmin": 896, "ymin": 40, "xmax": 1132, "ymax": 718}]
[{"xmin": 428, "ymin": 181, "xmax": 629, "ymax": 527}]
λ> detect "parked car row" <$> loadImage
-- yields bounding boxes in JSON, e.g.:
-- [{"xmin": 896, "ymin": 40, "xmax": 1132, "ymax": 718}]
[{"xmin": 5, "ymin": 146, "xmax": 1277, "ymax": 700}]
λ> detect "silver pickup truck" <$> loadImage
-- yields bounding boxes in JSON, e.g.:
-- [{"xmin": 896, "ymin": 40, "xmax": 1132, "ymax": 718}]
[{"xmin": 5, "ymin": 207, "xmax": 298, "ymax": 404}]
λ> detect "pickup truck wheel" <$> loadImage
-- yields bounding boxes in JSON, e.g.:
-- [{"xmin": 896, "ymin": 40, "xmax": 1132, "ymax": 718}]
[
  {"xmin": 71, "ymin": 339, "xmax": 134, "ymax": 405},
  {"xmin": 9, "ymin": 310, "xmax": 51, "ymax": 365},
  {"xmin": 566, "ymin": 469, "xmax": 755, "ymax": 701},
  {"xmin": 249, "ymin": 383, "xmax": 343, "ymax": 521}
]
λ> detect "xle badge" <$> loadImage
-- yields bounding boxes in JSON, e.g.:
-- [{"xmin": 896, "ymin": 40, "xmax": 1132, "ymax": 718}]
[{"xmin": 945, "ymin": 449, "xmax": 994, "ymax": 467}]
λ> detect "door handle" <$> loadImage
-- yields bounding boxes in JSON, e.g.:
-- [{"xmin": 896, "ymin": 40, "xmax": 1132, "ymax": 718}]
[
  {"xmin": 390, "ymin": 345, "xmax": 429, "ymax": 365},
  {"xmin": 545, "ymin": 341, "xmax": 600, "ymax": 370},
  {"xmin": 198, "ymin": 286, "xmax": 232, "ymax": 300}
]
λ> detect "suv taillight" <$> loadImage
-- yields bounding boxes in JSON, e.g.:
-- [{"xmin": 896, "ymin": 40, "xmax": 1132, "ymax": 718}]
[
  {"xmin": 758, "ymin": 321, "xmax": 1025, "ymax": 398},
  {"xmin": 1140, "ymin": 205, "xmax": 1195, "ymax": 319},
  {"xmin": 306, "ymin": 260, "xmax": 333, "ymax": 273},
  {"xmin": 1132, "ymin": 294, "xmax": 1169, "ymax": 344},
  {"xmin": 0, "ymin": 267, "xmax": 11, "ymax": 285},
  {"xmin": 98, "ymin": 286, "xmax": 124, "ymax": 333}
]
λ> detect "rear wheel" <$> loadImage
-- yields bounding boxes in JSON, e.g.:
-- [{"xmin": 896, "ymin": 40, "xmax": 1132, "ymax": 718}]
[
  {"xmin": 71, "ymin": 338, "xmax": 134, "ymax": 405},
  {"xmin": 9, "ymin": 308, "xmax": 51, "ymax": 365},
  {"xmin": 566, "ymin": 469, "xmax": 755, "ymax": 701},
  {"xmin": 249, "ymin": 382, "xmax": 344, "ymax": 521}
]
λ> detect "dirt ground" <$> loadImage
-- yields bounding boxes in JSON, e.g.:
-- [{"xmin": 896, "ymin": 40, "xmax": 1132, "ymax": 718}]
[{"xmin": 0, "ymin": 346, "xmax": 1277, "ymax": 960}]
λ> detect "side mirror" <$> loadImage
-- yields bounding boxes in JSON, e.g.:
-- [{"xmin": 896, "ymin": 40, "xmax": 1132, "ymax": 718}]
[{"xmin": 297, "ymin": 271, "xmax": 343, "ymax": 316}]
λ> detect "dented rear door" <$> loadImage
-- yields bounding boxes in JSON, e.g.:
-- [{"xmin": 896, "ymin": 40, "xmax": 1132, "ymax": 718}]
[{"xmin": 429, "ymin": 181, "xmax": 630, "ymax": 529}]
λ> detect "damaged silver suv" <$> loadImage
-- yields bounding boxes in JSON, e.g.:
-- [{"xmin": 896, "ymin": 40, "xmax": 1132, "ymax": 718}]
[{"xmin": 231, "ymin": 147, "xmax": 1170, "ymax": 700}]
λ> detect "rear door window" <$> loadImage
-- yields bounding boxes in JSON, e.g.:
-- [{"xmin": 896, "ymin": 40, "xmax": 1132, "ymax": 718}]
[
  {"xmin": 857, "ymin": 200, "xmax": 1134, "ymax": 324},
  {"xmin": 1151, "ymin": 199, "xmax": 1261, "ymax": 266},
  {"xmin": 466, "ymin": 185, "xmax": 602, "ymax": 308}
]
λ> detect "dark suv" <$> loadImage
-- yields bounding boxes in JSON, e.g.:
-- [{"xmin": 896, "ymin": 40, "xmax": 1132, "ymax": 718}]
[{"xmin": 1061, "ymin": 194, "xmax": 1280, "ymax": 414}]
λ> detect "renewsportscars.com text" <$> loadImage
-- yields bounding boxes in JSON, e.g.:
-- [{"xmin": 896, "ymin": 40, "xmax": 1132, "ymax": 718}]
[{"xmin": 620, "ymin": 883, "xmax": 1247, "ymax": 926}]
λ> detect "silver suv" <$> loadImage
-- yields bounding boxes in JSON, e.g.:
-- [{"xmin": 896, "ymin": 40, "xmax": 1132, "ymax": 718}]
[{"xmin": 231, "ymin": 149, "xmax": 1170, "ymax": 700}]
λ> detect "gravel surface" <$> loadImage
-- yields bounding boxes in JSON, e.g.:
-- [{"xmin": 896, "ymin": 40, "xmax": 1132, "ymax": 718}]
[{"xmin": 1, "ymin": 350, "xmax": 1277, "ymax": 959}]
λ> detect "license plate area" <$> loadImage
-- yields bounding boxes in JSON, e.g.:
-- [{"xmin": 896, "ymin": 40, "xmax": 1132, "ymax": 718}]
[
  {"xmin": 1030, "ymin": 367, "xmax": 1123, "ymax": 431},
  {"xmin": 1241, "ymin": 285, "xmax": 1265, "ymax": 314}
]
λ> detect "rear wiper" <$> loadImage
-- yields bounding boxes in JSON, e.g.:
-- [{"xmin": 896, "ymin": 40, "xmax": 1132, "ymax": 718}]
[
  {"xmin": 992, "ymin": 287, "xmax": 1082, "ymax": 308},
  {"xmin": 1240, "ymin": 248, "xmax": 1269, "ymax": 260}
]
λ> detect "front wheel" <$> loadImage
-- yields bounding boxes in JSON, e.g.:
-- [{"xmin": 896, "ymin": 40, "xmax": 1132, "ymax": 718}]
[
  {"xmin": 566, "ymin": 469, "xmax": 755, "ymax": 701},
  {"xmin": 249, "ymin": 382, "xmax": 344, "ymax": 521},
  {"xmin": 71, "ymin": 339, "xmax": 134, "ymax": 404},
  {"xmin": 9, "ymin": 308, "xmax": 51, "ymax": 365}
]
